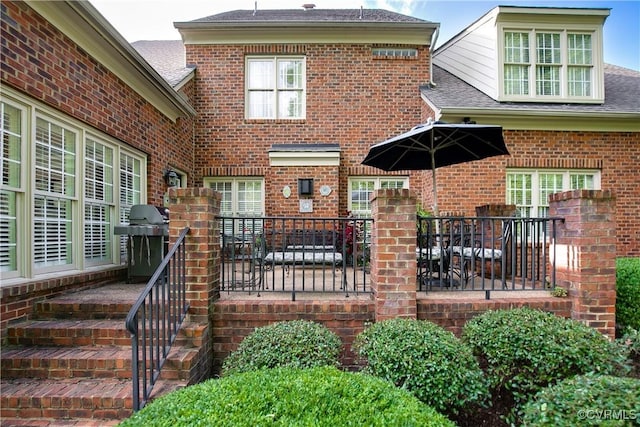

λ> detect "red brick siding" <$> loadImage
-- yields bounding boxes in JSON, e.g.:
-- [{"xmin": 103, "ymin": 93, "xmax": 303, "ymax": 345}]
[
  {"xmin": 1, "ymin": 2, "xmax": 194, "ymax": 206},
  {"xmin": 420, "ymin": 126, "xmax": 640, "ymax": 256},
  {"xmin": 187, "ymin": 43, "xmax": 429, "ymax": 217}
]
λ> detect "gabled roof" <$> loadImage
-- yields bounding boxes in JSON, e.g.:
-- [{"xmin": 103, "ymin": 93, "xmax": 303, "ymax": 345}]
[
  {"xmin": 421, "ymin": 64, "xmax": 640, "ymax": 131},
  {"xmin": 26, "ymin": 1, "xmax": 195, "ymax": 121},
  {"xmin": 131, "ymin": 40, "xmax": 194, "ymax": 87},
  {"xmin": 188, "ymin": 8, "xmax": 428, "ymax": 24},
  {"xmin": 174, "ymin": 8, "xmax": 438, "ymax": 45}
]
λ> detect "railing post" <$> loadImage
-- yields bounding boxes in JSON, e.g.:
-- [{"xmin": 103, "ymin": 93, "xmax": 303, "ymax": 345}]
[
  {"xmin": 370, "ymin": 188, "xmax": 417, "ymax": 321},
  {"xmin": 167, "ymin": 187, "xmax": 221, "ymax": 323},
  {"xmin": 549, "ymin": 190, "xmax": 617, "ymax": 339}
]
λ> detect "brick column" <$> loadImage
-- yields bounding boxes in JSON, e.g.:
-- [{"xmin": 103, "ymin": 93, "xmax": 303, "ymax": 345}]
[
  {"xmin": 167, "ymin": 187, "xmax": 221, "ymax": 323},
  {"xmin": 549, "ymin": 190, "xmax": 616, "ymax": 339},
  {"xmin": 370, "ymin": 188, "xmax": 417, "ymax": 320}
]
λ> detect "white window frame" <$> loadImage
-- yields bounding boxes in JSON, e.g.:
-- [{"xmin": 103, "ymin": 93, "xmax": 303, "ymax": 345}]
[
  {"xmin": 205, "ymin": 177, "xmax": 264, "ymax": 234},
  {"xmin": 498, "ymin": 24, "xmax": 603, "ymax": 103},
  {"xmin": 348, "ymin": 177, "xmax": 409, "ymax": 217},
  {"xmin": 245, "ymin": 56, "xmax": 306, "ymax": 120},
  {"xmin": 506, "ymin": 169, "xmax": 601, "ymax": 217},
  {"xmin": 0, "ymin": 88, "xmax": 147, "ymax": 280}
]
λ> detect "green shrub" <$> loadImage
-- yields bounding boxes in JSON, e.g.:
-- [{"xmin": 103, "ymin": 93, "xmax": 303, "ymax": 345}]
[
  {"xmin": 616, "ymin": 257, "xmax": 640, "ymax": 331},
  {"xmin": 462, "ymin": 307, "xmax": 631, "ymax": 422},
  {"xmin": 352, "ymin": 318, "xmax": 488, "ymax": 417},
  {"xmin": 521, "ymin": 373, "xmax": 640, "ymax": 426},
  {"xmin": 221, "ymin": 320, "xmax": 342, "ymax": 376},
  {"xmin": 118, "ymin": 366, "xmax": 455, "ymax": 427},
  {"xmin": 620, "ymin": 326, "xmax": 640, "ymax": 378}
]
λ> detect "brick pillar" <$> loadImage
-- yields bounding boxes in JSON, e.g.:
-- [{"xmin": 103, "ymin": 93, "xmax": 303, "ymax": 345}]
[
  {"xmin": 370, "ymin": 188, "xmax": 417, "ymax": 321},
  {"xmin": 167, "ymin": 187, "xmax": 221, "ymax": 323},
  {"xmin": 549, "ymin": 190, "xmax": 616, "ymax": 339}
]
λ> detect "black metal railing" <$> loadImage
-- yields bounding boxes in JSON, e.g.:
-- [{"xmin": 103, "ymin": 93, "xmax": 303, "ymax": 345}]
[
  {"xmin": 219, "ymin": 216, "xmax": 373, "ymax": 300},
  {"xmin": 417, "ymin": 216, "xmax": 562, "ymax": 298},
  {"xmin": 125, "ymin": 227, "xmax": 190, "ymax": 411}
]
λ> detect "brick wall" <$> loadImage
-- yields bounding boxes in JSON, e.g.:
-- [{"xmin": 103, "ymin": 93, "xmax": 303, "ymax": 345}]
[
  {"xmin": 187, "ymin": 43, "xmax": 429, "ymax": 217},
  {"xmin": 1, "ymin": 1, "xmax": 195, "ymax": 206}
]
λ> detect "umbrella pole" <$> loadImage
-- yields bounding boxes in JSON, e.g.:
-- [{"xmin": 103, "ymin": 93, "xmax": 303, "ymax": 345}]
[{"xmin": 431, "ymin": 150, "xmax": 441, "ymax": 237}]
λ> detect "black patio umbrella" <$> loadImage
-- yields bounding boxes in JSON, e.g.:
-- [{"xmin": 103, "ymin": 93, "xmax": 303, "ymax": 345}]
[{"xmin": 361, "ymin": 121, "xmax": 509, "ymax": 216}]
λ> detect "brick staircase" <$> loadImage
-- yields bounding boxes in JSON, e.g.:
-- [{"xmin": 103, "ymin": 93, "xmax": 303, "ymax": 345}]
[{"xmin": 1, "ymin": 283, "xmax": 208, "ymax": 426}]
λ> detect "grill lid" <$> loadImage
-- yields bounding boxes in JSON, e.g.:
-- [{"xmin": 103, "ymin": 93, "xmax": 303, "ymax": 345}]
[{"xmin": 129, "ymin": 204, "xmax": 167, "ymax": 225}]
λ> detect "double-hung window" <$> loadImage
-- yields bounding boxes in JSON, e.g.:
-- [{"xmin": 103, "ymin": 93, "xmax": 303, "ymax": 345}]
[
  {"xmin": 506, "ymin": 169, "xmax": 600, "ymax": 217},
  {"xmin": 349, "ymin": 177, "xmax": 409, "ymax": 217},
  {"xmin": 206, "ymin": 178, "xmax": 264, "ymax": 234},
  {"xmin": 501, "ymin": 28, "xmax": 598, "ymax": 101},
  {"xmin": 0, "ymin": 102, "xmax": 23, "ymax": 276},
  {"xmin": 34, "ymin": 117, "xmax": 76, "ymax": 270},
  {"xmin": 1, "ymin": 91, "xmax": 146, "ymax": 280},
  {"xmin": 246, "ymin": 56, "xmax": 305, "ymax": 119}
]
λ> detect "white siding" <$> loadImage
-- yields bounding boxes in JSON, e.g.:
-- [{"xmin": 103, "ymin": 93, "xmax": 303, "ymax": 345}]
[{"xmin": 434, "ymin": 14, "xmax": 499, "ymax": 100}]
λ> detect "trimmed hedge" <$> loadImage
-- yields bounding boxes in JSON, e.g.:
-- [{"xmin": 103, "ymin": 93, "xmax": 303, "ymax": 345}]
[
  {"xmin": 616, "ymin": 257, "xmax": 640, "ymax": 331},
  {"xmin": 352, "ymin": 318, "xmax": 488, "ymax": 417},
  {"xmin": 222, "ymin": 320, "xmax": 342, "ymax": 376},
  {"xmin": 118, "ymin": 366, "xmax": 455, "ymax": 427},
  {"xmin": 462, "ymin": 307, "xmax": 631, "ymax": 422},
  {"xmin": 521, "ymin": 373, "xmax": 640, "ymax": 426}
]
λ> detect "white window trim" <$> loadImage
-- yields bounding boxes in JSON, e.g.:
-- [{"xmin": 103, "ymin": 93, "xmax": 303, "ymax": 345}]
[
  {"xmin": 0, "ymin": 87, "xmax": 147, "ymax": 281},
  {"xmin": 348, "ymin": 176, "xmax": 409, "ymax": 217},
  {"xmin": 204, "ymin": 177, "xmax": 265, "ymax": 217},
  {"xmin": 497, "ymin": 23, "xmax": 604, "ymax": 103},
  {"xmin": 245, "ymin": 55, "xmax": 306, "ymax": 120},
  {"xmin": 506, "ymin": 168, "xmax": 601, "ymax": 217}
]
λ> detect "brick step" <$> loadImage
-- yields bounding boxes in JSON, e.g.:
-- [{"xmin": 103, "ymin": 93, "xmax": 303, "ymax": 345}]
[
  {"xmin": 1, "ymin": 343, "xmax": 200, "ymax": 380},
  {"xmin": 32, "ymin": 283, "xmax": 145, "ymax": 320},
  {"xmin": 1, "ymin": 346, "xmax": 132, "ymax": 380},
  {"xmin": 6, "ymin": 319, "xmax": 130, "ymax": 347},
  {"xmin": 0, "ymin": 377, "xmax": 187, "ymax": 423}
]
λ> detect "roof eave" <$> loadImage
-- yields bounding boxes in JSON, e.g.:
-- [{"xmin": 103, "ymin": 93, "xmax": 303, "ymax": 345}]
[
  {"xmin": 175, "ymin": 21, "xmax": 439, "ymax": 45},
  {"xmin": 435, "ymin": 107, "xmax": 640, "ymax": 132},
  {"xmin": 27, "ymin": 0, "xmax": 195, "ymax": 121}
]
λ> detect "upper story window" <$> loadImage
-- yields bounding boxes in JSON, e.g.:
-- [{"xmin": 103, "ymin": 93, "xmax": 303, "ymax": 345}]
[
  {"xmin": 246, "ymin": 56, "xmax": 305, "ymax": 120},
  {"xmin": 500, "ymin": 27, "xmax": 602, "ymax": 102}
]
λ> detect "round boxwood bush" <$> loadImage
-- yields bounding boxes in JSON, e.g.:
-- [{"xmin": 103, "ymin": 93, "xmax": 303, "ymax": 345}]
[
  {"xmin": 521, "ymin": 373, "xmax": 640, "ymax": 426},
  {"xmin": 222, "ymin": 320, "xmax": 342, "ymax": 376},
  {"xmin": 118, "ymin": 366, "xmax": 455, "ymax": 427},
  {"xmin": 616, "ymin": 257, "xmax": 640, "ymax": 331},
  {"xmin": 462, "ymin": 307, "xmax": 631, "ymax": 421},
  {"xmin": 352, "ymin": 318, "xmax": 488, "ymax": 417}
]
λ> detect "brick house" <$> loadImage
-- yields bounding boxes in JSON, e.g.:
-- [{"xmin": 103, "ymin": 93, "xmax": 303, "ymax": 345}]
[
  {"xmin": 0, "ymin": 2, "xmax": 634, "ymax": 421},
  {"xmin": 1, "ymin": 2, "xmax": 639, "ymax": 302}
]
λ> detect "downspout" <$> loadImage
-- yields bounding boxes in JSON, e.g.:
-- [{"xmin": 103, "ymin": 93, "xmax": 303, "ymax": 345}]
[{"xmin": 428, "ymin": 25, "xmax": 439, "ymax": 87}]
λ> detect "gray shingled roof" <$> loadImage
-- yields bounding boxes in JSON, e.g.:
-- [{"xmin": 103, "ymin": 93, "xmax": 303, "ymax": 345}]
[
  {"xmin": 131, "ymin": 40, "xmax": 193, "ymax": 86},
  {"xmin": 186, "ymin": 8, "xmax": 429, "ymax": 24},
  {"xmin": 422, "ymin": 64, "xmax": 640, "ymax": 114}
]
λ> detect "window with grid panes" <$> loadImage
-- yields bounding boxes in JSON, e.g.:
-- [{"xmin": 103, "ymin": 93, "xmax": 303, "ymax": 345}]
[
  {"xmin": 246, "ymin": 56, "xmax": 305, "ymax": 119},
  {"xmin": 84, "ymin": 138, "xmax": 114, "ymax": 264},
  {"xmin": 206, "ymin": 178, "xmax": 264, "ymax": 235},
  {"xmin": 34, "ymin": 117, "xmax": 76, "ymax": 270},
  {"xmin": 119, "ymin": 153, "xmax": 142, "ymax": 263},
  {"xmin": 0, "ymin": 102, "xmax": 22, "ymax": 274},
  {"xmin": 2, "ymin": 90, "xmax": 146, "ymax": 278},
  {"xmin": 502, "ymin": 29, "xmax": 596, "ymax": 100},
  {"xmin": 348, "ymin": 177, "xmax": 408, "ymax": 217},
  {"xmin": 507, "ymin": 169, "xmax": 599, "ymax": 217}
]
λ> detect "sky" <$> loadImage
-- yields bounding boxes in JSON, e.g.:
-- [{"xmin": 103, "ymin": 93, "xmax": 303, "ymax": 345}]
[{"xmin": 90, "ymin": 0, "xmax": 640, "ymax": 71}]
